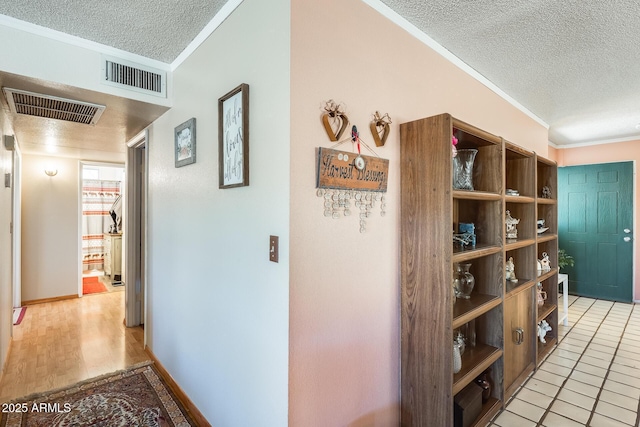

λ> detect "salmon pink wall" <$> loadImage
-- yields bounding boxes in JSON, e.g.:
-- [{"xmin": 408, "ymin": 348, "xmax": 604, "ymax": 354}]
[
  {"xmin": 289, "ymin": 0, "xmax": 549, "ymax": 424},
  {"xmin": 556, "ymin": 140, "xmax": 640, "ymax": 300},
  {"xmin": 547, "ymin": 145, "xmax": 558, "ymax": 162}
]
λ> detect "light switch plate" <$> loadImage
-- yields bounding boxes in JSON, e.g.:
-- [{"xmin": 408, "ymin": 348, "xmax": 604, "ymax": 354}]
[{"xmin": 269, "ymin": 235, "xmax": 279, "ymax": 263}]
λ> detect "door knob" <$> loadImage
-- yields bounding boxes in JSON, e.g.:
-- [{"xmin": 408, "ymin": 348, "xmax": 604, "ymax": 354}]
[
  {"xmin": 624, "ymin": 237, "xmax": 632, "ymax": 242},
  {"xmin": 624, "ymin": 228, "xmax": 632, "ymax": 233}
]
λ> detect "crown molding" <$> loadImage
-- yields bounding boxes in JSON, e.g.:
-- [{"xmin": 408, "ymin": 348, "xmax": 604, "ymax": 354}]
[
  {"xmin": 551, "ymin": 134, "xmax": 640, "ymax": 149},
  {"xmin": 170, "ymin": 0, "xmax": 244, "ymax": 71}
]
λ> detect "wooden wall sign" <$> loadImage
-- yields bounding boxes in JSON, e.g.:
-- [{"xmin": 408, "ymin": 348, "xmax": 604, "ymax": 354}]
[{"xmin": 316, "ymin": 147, "xmax": 389, "ymax": 192}]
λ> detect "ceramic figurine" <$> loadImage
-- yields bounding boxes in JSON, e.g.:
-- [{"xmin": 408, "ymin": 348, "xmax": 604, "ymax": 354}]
[
  {"xmin": 475, "ymin": 369, "xmax": 493, "ymax": 403},
  {"xmin": 455, "ymin": 331, "xmax": 466, "ymax": 356},
  {"xmin": 538, "ymin": 320, "xmax": 552, "ymax": 343},
  {"xmin": 542, "ymin": 186, "xmax": 552, "ymax": 199},
  {"xmin": 453, "ymin": 342, "xmax": 462, "ymax": 374},
  {"xmin": 458, "ymin": 222, "xmax": 476, "ymax": 248},
  {"xmin": 537, "ymin": 283, "xmax": 547, "ymax": 306},
  {"xmin": 505, "ymin": 210, "xmax": 520, "ymax": 240},
  {"xmin": 505, "ymin": 257, "xmax": 518, "ymax": 283},
  {"xmin": 539, "ymin": 252, "xmax": 551, "ymax": 271}
]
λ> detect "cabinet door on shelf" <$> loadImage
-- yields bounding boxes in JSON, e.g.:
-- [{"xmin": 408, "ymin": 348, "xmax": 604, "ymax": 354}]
[{"xmin": 503, "ymin": 288, "xmax": 535, "ymax": 398}]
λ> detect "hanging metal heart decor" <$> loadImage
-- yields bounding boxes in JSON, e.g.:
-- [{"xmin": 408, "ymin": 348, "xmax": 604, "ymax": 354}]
[
  {"xmin": 370, "ymin": 111, "xmax": 391, "ymax": 147},
  {"xmin": 322, "ymin": 111, "xmax": 349, "ymax": 141},
  {"xmin": 321, "ymin": 100, "xmax": 349, "ymax": 141}
]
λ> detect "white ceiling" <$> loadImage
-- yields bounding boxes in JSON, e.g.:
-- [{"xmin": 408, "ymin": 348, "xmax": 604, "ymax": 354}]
[{"xmin": 1, "ymin": 0, "xmax": 638, "ymax": 155}]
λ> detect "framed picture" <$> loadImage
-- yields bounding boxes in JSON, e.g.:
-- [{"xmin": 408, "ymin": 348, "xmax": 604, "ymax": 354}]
[
  {"xmin": 175, "ymin": 118, "xmax": 196, "ymax": 168},
  {"xmin": 218, "ymin": 83, "xmax": 249, "ymax": 188}
]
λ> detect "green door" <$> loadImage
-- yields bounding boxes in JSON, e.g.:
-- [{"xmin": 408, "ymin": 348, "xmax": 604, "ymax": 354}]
[{"xmin": 558, "ymin": 162, "xmax": 633, "ymax": 302}]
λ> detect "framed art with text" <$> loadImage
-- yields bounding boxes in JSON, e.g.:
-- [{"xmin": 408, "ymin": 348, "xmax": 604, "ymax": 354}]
[{"xmin": 218, "ymin": 83, "xmax": 249, "ymax": 188}]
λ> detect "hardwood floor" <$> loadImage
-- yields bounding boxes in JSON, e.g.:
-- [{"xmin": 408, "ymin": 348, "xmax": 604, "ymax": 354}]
[{"xmin": 0, "ymin": 292, "xmax": 149, "ymax": 402}]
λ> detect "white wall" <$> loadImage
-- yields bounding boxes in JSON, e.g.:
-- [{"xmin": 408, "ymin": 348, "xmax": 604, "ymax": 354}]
[
  {"xmin": 0, "ymin": 109, "xmax": 14, "ymax": 374},
  {"xmin": 21, "ymin": 155, "xmax": 80, "ymax": 301},
  {"xmin": 146, "ymin": 0, "xmax": 290, "ymax": 425},
  {"xmin": 0, "ymin": 21, "xmax": 171, "ymax": 107}
]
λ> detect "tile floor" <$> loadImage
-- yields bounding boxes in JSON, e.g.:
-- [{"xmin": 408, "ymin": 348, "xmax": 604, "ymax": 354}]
[{"xmin": 490, "ymin": 295, "xmax": 640, "ymax": 427}]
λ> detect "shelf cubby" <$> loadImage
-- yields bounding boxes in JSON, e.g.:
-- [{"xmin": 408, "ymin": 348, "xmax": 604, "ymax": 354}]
[
  {"xmin": 505, "ymin": 142, "xmax": 535, "ymax": 198},
  {"xmin": 537, "ymin": 309, "xmax": 558, "ymax": 362},
  {"xmin": 454, "ymin": 344, "xmax": 503, "ymax": 395},
  {"xmin": 453, "ymin": 119, "xmax": 502, "ymax": 195},
  {"xmin": 505, "ymin": 245, "xmax": 536, "ymax": 294},
  {"xmin": 454, "ymin": 198, "xmax": 502, "ymax": 249},
  {"xmin": 536, "ymin": 156, "xmax": 558, "ymax": 201},
  {"xmin": 505, "ymin": 201, "xmax": 536, "ymax": 242},
  {"xmin": 537, "ymin": 241, "xmax": 559, "ymax": 273},
  {"xmin": 536, "ymin": 202, "xmax": 557, "ymax": 235}
]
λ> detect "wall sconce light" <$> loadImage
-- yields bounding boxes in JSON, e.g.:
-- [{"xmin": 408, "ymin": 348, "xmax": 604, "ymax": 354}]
[{"xmin": 44, "ymin": 168, "xmax": 58, "ymax": 177}]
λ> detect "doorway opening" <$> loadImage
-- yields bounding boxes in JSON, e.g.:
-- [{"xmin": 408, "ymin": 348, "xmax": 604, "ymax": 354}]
[
  {"xmin": 80, "ymin": 162, "xmax": 125, "ymax": 297},
  {"xmin": 125, "ymin": 130, "xmax": 147, "ymax": 330}
]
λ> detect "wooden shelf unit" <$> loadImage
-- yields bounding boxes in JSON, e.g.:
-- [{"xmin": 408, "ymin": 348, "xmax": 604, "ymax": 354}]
[
  {"xmin": 535, "ymin": 155, "xmax": 559, "ymax": 365},
  {"xmin": 502, "ymin": 142, "xmax": 537, "ymax": 399},
  {"xmin": 400, "ymin": 114, "xmax": 558, "ymax": 426}
]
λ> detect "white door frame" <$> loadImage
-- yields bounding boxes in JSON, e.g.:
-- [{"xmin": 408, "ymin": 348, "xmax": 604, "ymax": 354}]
[
  {"xmin": 11, "ymin": 143, "xmax": 22, "ymax": 309},
  {"xmin": 125, "ymin": 129, "xmax": 147, "ymax": 332}
]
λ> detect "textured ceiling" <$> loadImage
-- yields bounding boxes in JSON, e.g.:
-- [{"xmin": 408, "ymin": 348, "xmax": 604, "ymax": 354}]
[
  {"xmin": 380, "ymin": 0, "xmax": 640, "ymax": 145},
  {"xmin": 1, "ymin": 0, "xmax": 639, "ymax": 152},
  {"xmin": 0, "ymin": 0, "xmax": 228, "ymax": 63}
]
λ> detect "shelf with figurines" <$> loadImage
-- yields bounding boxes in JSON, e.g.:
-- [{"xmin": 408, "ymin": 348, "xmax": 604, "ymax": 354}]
[
  {"xmin": 536, "ymin": 202, "xmax": 557, "ymax": 239},
  {"xmin": 537, "ymin": 240, "xmax": 558, "ymax": 280},
  {"xmin": 537, "ymin": 309, "xmax": 558, "ymax": 361},
  {"xmin": 504, "ymin": 250, "xmax": 536, "ymax": 297},
  {"xmin": 453, "ymin": 309, "xmax": 503, "ymax": 395},
  {"xmin": 504, "ymin": 208, "xmax": 536, "ymax": 249},
  {"xmin": 453, "ymin": 198, "xmax": 502, "ymax": 257},
  {"xmin": 537, "ymin": 155, "xmax": 558, "ymax": 203}
]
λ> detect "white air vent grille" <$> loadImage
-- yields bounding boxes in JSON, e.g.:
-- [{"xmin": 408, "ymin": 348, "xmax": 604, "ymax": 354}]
[
  {"xmin": 102, "ymin": 55, "xmax": 167, "ymax": 97},
  {"xmin": 2, "ymin": 88, "xmax": 105, "ymax": 125}
]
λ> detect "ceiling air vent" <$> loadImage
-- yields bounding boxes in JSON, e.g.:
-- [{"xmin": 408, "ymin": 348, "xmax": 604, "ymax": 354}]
[
  {"xmin": 2, "ymin": 88, "xmax": 105, "ymax": 125},
  {"xmin": 102, "ymin": 55, "xmax": 167, "ymax": 97}
]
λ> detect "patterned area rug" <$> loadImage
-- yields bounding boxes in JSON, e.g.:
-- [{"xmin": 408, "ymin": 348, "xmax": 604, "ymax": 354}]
[{"xmin": 0, "ymin": 362, "xmax": 197, "ymax": 427}]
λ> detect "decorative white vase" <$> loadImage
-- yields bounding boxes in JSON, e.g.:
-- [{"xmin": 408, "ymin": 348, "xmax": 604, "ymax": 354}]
[{"xmin": 453, "ymin": 342, "xmax": 462, "ymax": 374}]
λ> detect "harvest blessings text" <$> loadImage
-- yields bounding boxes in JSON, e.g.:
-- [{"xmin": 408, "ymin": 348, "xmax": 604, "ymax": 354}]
[{"xmin": 317, "ymin": 148, "xmax": 389, "ymax": 192}]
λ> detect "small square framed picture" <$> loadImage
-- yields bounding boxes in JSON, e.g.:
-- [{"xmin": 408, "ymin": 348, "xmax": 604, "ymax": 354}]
[
  {"xmin": 218, "ymin": 83, "xmax": 249, "ymax": 188},
  {"xmin": 175, "ymin": 117, "xmax": 196, "ymax": 168}
]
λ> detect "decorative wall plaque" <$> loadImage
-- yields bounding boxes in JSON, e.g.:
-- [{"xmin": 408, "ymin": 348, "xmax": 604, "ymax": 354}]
[
  {"xmin": 316, "ymin": 147, "xmax": 389, "ymax": 233},
  {"xmin": 316, "ymin": 147, "xmax": 388, "ymax": 192}
]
